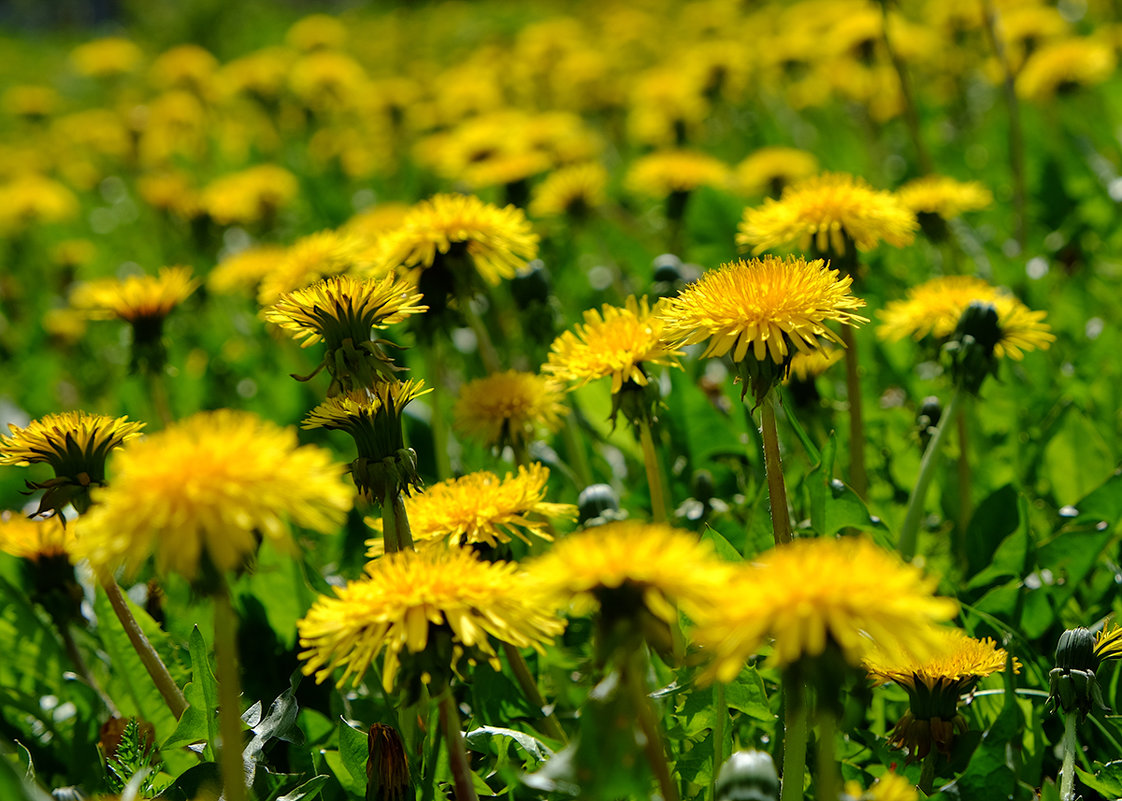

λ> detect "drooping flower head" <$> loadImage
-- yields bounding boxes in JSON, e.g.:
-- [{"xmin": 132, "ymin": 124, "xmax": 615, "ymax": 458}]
[
  {"xmin": 545, "ymin": 296, "xmax": 683, "ymax": 425},
  {"xmin": 265, "ymin": 275, "xmax": 427, "ymax": 395},
  {"xmin": 865, "ymin": 629, "xmax": 1016, "ymax": 759},
  {"xmin": 377, "ymin": 193, "xmax": 538, "ymax": 315},
  {"xmin": 302, "ymin": 380, "xmax": 431, "ymax": 500},
  {"xmin": 368, "ymin": 463, "xmax": 576, "ymax": 557},
  {"xmin": 659, "ymin": 256, "xmax": 867, "ymax": 404},
  {"xmin": 694, "ymin": 536, "xmax": 958, "ymax": 685},
  {"xmin": 78, "ymin": 410, "xmax": 352, "ymax": 588},
  {"xmin": 1, "ymin": 411, "xmax": 145, "ymax": 517},
  {"xmin": 737, "ymin": 172, "xmax": 916, "ymax": 260},
  {"xmin": 70, "ymin": 267, "xmax": 199, "ymax": 373},
  {"xmin": 526, "ymin": 520, "xmax": 734, "ymax": 660},
  {"xmin": 453, "ymin": 370, "xmax": 567, "ymax": 454},
  {"xmin": 298, "ymin": 546, "xmax": 564, "ymax": 700}
]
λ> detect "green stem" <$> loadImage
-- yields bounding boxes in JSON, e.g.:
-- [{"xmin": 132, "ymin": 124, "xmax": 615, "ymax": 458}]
[
  {"xmin": 956, "ymin": 402, "xmax": 973, "ymax": 542},
  {"xmin": 382, "ymin": 489, "xmax": 402, "ymax": 554},
  {"xmin": 501, "ymin": 642, "xmax": 566, "ymax": 743},
  {"xmin": 511, "ymin": 438, "xmax": 531, "ymax": 469},
  {"xmin": 638, "ymin": 418, "xmax": 669, "ymax": 523},
  {"xmin": 392, "ymin": 492, "xmax": 415, "ymax": 551},
  {"xmin": 463, "ymin": 300, "xmax": 502, "ymax": 375},
  {"xmin": 711, "ymin": 682, "xmax": 727, "ymax": 801},
  {"xmin": 919, "ymin": 749, "xmax": 938, "ymax": 796},
  {"xmin": 621, "ymin": 653, "xmax": 679, "ymax": 801},
  {"xmin": 58, "ymin": 620, "xmax": 120, "ymax": 717},
  {"xmin": 424, "ymin": 342, "xmax": 452, "ymax": 481},
  {"xmin": 814, "ymin": 707, "xmax": 839, "ymax": 801},
  {"xmin": 438, "ymin": 691, "xmax": 479, "ymax": 801},
  {"xmin": 101, "ymin": 580, "xmax": 186, "ymax": 719},
  {"xmin": 780, "ymin": 680, "xmax": 808, "ymax": 801},
  {"xmin": 213, "ymin": 580, "xmax": 246, "ymax": 801},
  {"xmin": 899, "ymin": 388, "xmax": 961, "ymax": 561},
  {"xmin": 759, "ymin": 393, "xmax": 791, "ymax": 546},
  {"xmin": 562, "ymin": 414, "xmax": 593, "ymax": 488},
  {"xmin": 147, "ymin": 371, "xmax": 173, "ymax": 427},
  {"xmin": 840, "ymin": 325, "xmax": 867, "ymax": 499},
  {"xmin": 1060, "ymin": 712, "xmax": 1079, "ymax": 801}
]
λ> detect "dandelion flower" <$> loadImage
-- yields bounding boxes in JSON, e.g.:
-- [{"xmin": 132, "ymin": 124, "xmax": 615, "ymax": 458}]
[
  {"xmin": 530, "ymin": 162, "xmax": 608, "ymax": 219},
  {"xmin": 71, "ymin": 266, "xmax": 198, "ymax": 324},
  {"xmin": 79, "ymin": 410, "xmax": 352, "ymax": 583},
  {"xmin": 786, "ymin": 347, "xmax": 844, "ymax": 383},
  {"xmin": 1, "ymin": 411, "xmax": 145, "ymax": 517},
  {"xmin": 208, "ymin": 245, "xmax": 287, "ymax": 295},
  {"xmin": 69, "ymin": 38, "xmax": 143, "ymax": 78},
  {"xmin": 1, "ymin": 512, "xmax": 84, "ymax": 622},
  {"xmin": 733, "ymin": 147, "xmax": 820, "ymax": 197},
  {"xmin": 257, "ymin": 229, "xmax": 377, "ymax": 306},
  {"xmin": 895, "ymin": 175, "xmax": 993, "ymax": 220},
  {"xmin": 842, "ymin": 773, "xmax": 918, "ymax": 801},
  {"xmin": 200, "ymin": 164, "xmax": 298, "ymax": 227},
  {"xmin": 0, "ymin": 173, "xmax": 80, "ymax": 234},
  {"xmin": 1017, "ymin": 37, "xmax": 1116, "ymax": 102},
  {"xmin": 737, "ymin": 172, "xmax": 916, "ymax": 256},
  {"xmin": 298, "ymin": 546, "xmax": 563, "ymax": 691},
  {"xmin": 694, "ymin": 536, "xmax": 958, "ymax": 683},
  {"xmin": 877, "ymin": 276, "xmax": 1053, "ymax": 359},
  {"xmin": 378, "ymin": 194, "xmax": 539, "ymax": 287},
  {"xmin": 0, "ymin": 513, "xmax": 77, "ymax": 563},
  {"xmin": 369, "ymin": 463, "xmax": 576, "ymax": 554},
  {"xmin": 453, "ymin": 370, "xmax": 566, "ymax": 452},
  {"xmin": 544, "ymin": 296, "xmax": 683, "ymax": 394},
  {"xmin": 625, "ymin": 149, "xmax": 729, "ymax": 199}
]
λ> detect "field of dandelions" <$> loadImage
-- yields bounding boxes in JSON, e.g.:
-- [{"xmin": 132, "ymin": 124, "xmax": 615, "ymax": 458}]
[{"xmin": 3, "ymin": 1, "xmax": 1122, "ymax": 800}]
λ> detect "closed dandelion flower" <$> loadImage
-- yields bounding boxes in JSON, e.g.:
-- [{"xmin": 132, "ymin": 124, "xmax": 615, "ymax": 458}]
[
  {"xmin": 737, "ymin": 172, "xmax": 916, "ymax": 257},
  {"xmin": 1017, "ymin": 37, "xmax": 1116, "ymax": 102},
  {"xmin": 298, "ymin": 546, "xmax": 563, "ymax": 695},
  {"xmin": 78, "ymin": 410, "xmax": 352, "ymax": 585},
  {"xmin": 530, "ymin": 162, "xmax": 608, "ymax": 219},
  {"xmin": 369, "ymin": 463, "xmax": 576, "ymax": 554},
  {"xmin": 378, "ymin": 193, "xmax": 539, "ymax": 288},
  {"xmin": 733, "ymin": 146, "xmax": 820, "ymax": 197},
  {"xmin": 453, "ymin": 370, "xmax": 566, "ymax": 453},
  {"xmin": 1, "ymin": 411, "xmax": 144, "ymax": 517},
  {"xmin": 877, "ymin": 276, "xmax": 1053, "ymax": 360},
  {"xmin": 865, "ymin": 629, "xmax": 1016, "ymax": 759},
  {"xmin": 200, "ymin": 164, "xmax": 298, "ymax": 227},
  {"xmin": 695, "ymin": 536, "xmax": 958, "ymax": 683},
  {"xmin": 659, "ymin": 256, "xmax": 866, "ymax": 403},
  {"xmin": 266, "ymin": 274, "xmax": 426, "ymax": 394}
]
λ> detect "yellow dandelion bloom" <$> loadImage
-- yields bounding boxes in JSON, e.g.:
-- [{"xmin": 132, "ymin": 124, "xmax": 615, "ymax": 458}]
[
  {"xmin": 257, "ymin": 229, "xmax": 377, "ymax": 306},
  {"xmin": 200, "ymin": 164, "xmax": 298, "ymax": 227},
  {"xmin": 287, "ymin": 13, "xmax": 348, "ymax": 51},
  {"xmin": 453, "ymin": 370, "xmax": 567, "ymax": 451},
  {"xmin": 1094, "ymin": 622, "xmax": 1122, "ymax": 663},
  {"xmin": 298, "ymin": 546, "xmax": 563, "ymax": 689},
  {"xmin": 544, "ymin": 296, "xmax": 683, "ymax": 394},
  {"xmin": 208, "ymin": 245, "xmax": 287, "ymax": 295},
  {"xmin": 2, "ymin": 85, "xmax": 60, "ymax": 118},
  {"xmin": 625, "ymin": 149, "xmax": 729, "ymax": 198},
  {"xmin": 786, "ymin": 347, "xmax": 844, "ymax": 383},
  {"xmin": 462, "ymin": 150, "xmax": 552, "ymax": 191},
  {"xmin": 69, "ymin": 37, "xmax": 143, "ymax": 78},
  {"xmin": 525, "ymin": 520, "xmax": 733, "ymax": 625},
  {"xmin": 0, "ymin": 173, "xmax": 80, "ymax": 234},
  {"xmin": 303, "ymin": 380, "xmax": 431, "ymax": 435},
  {"xmin": 78, "ymin": 410, "xmax": 352, "ymax": 581},
  {"xmin": 733, "ymin": 147, "xmax": 819, "ymax": 197},
  {"xmin": 265, "ymin": 274, "xmax": 426, "ymax": 349},
  {"xmin": 370, "ymin": 463, "xmax": 576, "ymax": 553},
  {"xmin": 137, "ymin": 169, "xmax": 202, "ymax": 220},
  {"xmin": 150, "ymin": 44, "xmax": 218, "ymax": 93},
  {"xmin": 378, "ymin": 194, "xmax": 539, "ymax": 286},
  {"xmin": 737, "ymin": 172, "xmax": 917, "ymax": 256},
  {"xmin": 530, "ymin": 162, "xmax": 609, "ymax": 219},
  {"xmin": 877, "ymin": 276, "xmax": 1053, "ymax": 359},
  {"xmin": 865, "ymin": 629, "xmax": 1014, "ymax": 693},
  {"xmin": 71, "ymin": 266, "xmax": 198, "ymax": 323},
  {"xmin": 895, "ymin": 175, "xmax": 993, "ymax": 220},
  {"xmin": 1, "ymin": 411, "xmax": 144, "ymax": 471},
  {"xmin": 843, "ymin": 773, "xmax": 918, "ymax": 801},
  {"xmin": 342, "ymin": 203, "xmax": 411, "ymax": 243},
  {"xmin": 659, "ymin": 256, "xmax": 867, "ymax": 365},
  {"xmin": 0, "ymin": 513, "xmax": 78, "ymax": 562},
  {"xmin": 695, "ymin": 537, "xmax": 958, "ymax": 682},
  {"xmin": 1017, "ymin": 37, "xmax": 1116, "ymax": 102}
]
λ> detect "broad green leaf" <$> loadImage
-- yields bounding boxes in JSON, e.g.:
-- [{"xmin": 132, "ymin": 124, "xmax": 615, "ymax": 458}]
[
  {"xmin": 1041, "ymin": 408, "xmax": 1113, "ymax": 506},
  {"xmin": 1076, "ymin": 761, "xmax": 1122, "ymax": 798},
  {"xmin": 337, "ymin": 717, "xmax": 368, "ymax": 797},
  {"xmin": 806, "ymin": 432, "xmax": 886, "ymax": 537},
  {"xmin": 1037, "ymin": 526, "xmax": 1114, "ymax": 608},
  {"xmin": 0, "ymin": 576, "xmax": 65, "ymax": 695},
  {"xmin": 964, "ymin": 485, "xmax": 1021, "ymax": 580},
  {"xmin": 276, "ymin": 774, "xmax": 331, "ymax": 801},
  {"xmin": 0, "ymin": 739, "xmax": 52, "ymax": 801},
  {"xmin": 699, "ymin": 527, "xmax": 742, "ymax": 562},
  {"xmin": 463, "ymin": 725, "xmax": 553, "ymax": 764},
  {"xmin": 726, "ymin": 665, "xmax": 772, "ymax": 722},
  {"xmin": 164, "ymin": 627, "xmax": 220, "ymax": 758}
]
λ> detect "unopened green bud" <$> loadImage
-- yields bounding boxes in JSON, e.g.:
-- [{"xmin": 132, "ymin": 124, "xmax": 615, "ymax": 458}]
[
  {"xmin": 1056, "ymin": 627, "xmax": 1096, "ymax": 671},
  {"xmin": 715, "ymin": 750, "xmax": 779, "ymax": 801},
  {"xmin": 944, "ymin": 301, "xmax": 1001, "ymax": 394},
  {"xmin": 578, "ymin": 484, "xmax": 624, "ymax": 527}
]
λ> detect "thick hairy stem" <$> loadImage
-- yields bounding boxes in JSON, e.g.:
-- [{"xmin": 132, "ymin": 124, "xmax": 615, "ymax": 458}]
[
  {"xmin": 438, "ymin": 692, "xmax": 479, "ymax": 801},
  {"xmin": 382, "ymin": 488, "xmax": 401, "ymax": 554},
  {"xmin": 814, "ymin": 707, "xmax": 839, "ymax": 801},
  {"xmin": 1059, "ymin": 712, "xmax": 1079, "ymax": 801},
  {"xmin": 392, "ymin": 492, "xmax": 415, "ymax": 552},
  {"xmin": 760, "ymin": 394, "xmax": 792, "ymax": 546},
  {"xmin": 213, "ymin": 582, "xmax": 247, "ymax": 801},
  {"xmin": 638, "ymin": 418, "xmax": 669, "ymax": 523}
]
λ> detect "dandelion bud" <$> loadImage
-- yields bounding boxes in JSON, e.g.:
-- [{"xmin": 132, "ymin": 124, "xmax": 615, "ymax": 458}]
[
  {"xmin": 578, "ymin": 484, "xmax": 623, "ymax": 527},
  {"xmin": 366, "ymin": 723, "xmax": 411, "ymax": 801},
  {"xmin": 944, "ymin": 300, "xmax": 1001, "ymax": 394},
  {"xmin": 916, "ymin": 396, "xmax": 942, "ymax": 450},
  {"xmin": 1048, "ymin": 627, "xmax": 1109, "ymax": 716},
  {"xmin": 715, "ymin": 750, "xmax": 779, "ymax": 801}
]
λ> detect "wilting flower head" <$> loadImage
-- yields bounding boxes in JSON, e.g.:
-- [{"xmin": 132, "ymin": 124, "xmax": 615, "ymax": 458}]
[
  {"xmin": 659, "ymin": 256, "xmax": 867, "ymax": 404},
  {"xmin": 526, "ymin": 520, "xmax": 734, "ymax": 659},
  {"xmin": 368, "ymin": 463, "xmax": 576, "ymax": 556},
  {"xmin": 1, "ymin": 411, "xmax": 145, "ymax": 517},
  {"xmin": 545, "ymin": 296, "xmax": 683, "ymax": 394},
  {"xmin": 377, "ymin": 194, "xmax": 539, "ymax": 311},
  {"xmin": 877, "ymin": 276, "xmax": 1053, "ymax": 361},
  {"xmin": 454, "ymin": 370, "xmax": 567, "ymax": 453},
  {"xmin": 694, "ymin": 536, "xmax": 958, "ymax": 684},
  {"xmin": 865, "ymin": 629, "xmax": 1016, "ymax": 759},
  {"xmin": 737, "ymin": 172, "xmax": 916, "ymax": 258},
  {"xmin": 530, "ymin": 162, "xmax": 609, "ymax": 220},
  {"xmin": 733, "ymin": 147, "xmax": 820, "ymax": 197},
  {"xmin": 302, "ymin": 380, "xmax": 431, "ymax": 500},
  {"xmin": 265, "ymin": 275, "xmax": 427, "ymax": 395},
  {"xmin": 78, "ymin": 410, "xmax": 352, "ymax": 586},
  {"xmin": 298, "ymin": 546, "xmax": 563, "ymax": 697}
]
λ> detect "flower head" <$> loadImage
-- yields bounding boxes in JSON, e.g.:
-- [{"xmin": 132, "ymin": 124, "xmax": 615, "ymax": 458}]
[
  {"xmin": 733, "ymin": 147, "xmax": 820, "ymax": 197},
  {"xmin": 659, "ymin": 256, "xmax": 866, "ymax": 403},
  {"xmin": 0, "ymin": 512, "xmax": 77, "ymax": 562},
  {"xmin": 0, "ymin": 512, "xmax": 84, "ymax": 623},
  {"xmin": 78, "ymin": 410, "xmax": 352, "ymax": 584},
  {"xmin": 454, "ymin": 370, "xmax": 566, "ymax": 452},
  {"xmin": 71, "ymin": 266, "xmax": 198, "ymax": 324},
  {"xmin": 694, "ymin": 536, "xmax": 958, "ymax": 683},
  {"xmin": 530, "ymin": 162, "xmax": 608, "ymax": 219},
  {"xmin": 369, "ymin": 463, "xmax": 576, "ymax": 554},
  {"xmin": 877, "ymin": 276, "xmax": 1053, "ymax": 360},
  {"xmin": 298, "ymin": 546, "xmax": 563, "ymax": 694},
  {"xmin": 69, "ymin": 37, "xmax": 143, "ymax": 78},
  {"xmin": 625, "ymin": 149, "xmax": 729, "ymax": 199},
  {"xmin": 842, "ymin": 773, "xmax": 918, "ymax": 801},
  {"xmin": 1, "ymin": 411, "xmax": 145, "ymax": 517},
  {"xmin": 0, "ymin": 173, "xmax": 80, "ymax": 235},
  {"xmin": 208, "ymin": 245, "xmax": 287, "ymax": 295},
  {"xmin": 200, "ymin": 164, "xmax": 298, "ymax": 226},
  {"xmin": 1017, "ymin": 37, "xmax": 1116, "ymax": 102},
  {"xmin": 378, "ymin": 194, "xmax": 539, "ymax": 288},
  {"xmin": 737, "ymin": 172, "xmax": 916, "ymax": 256},
  {"xmin": 895, "ymin": 175, "xmax": 993, "ymax": 221}
]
